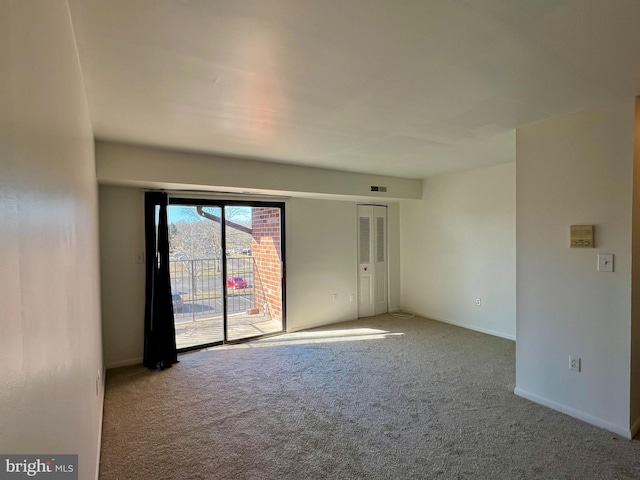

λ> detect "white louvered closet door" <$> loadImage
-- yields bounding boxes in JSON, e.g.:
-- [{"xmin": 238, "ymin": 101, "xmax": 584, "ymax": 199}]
[{"xmin": 357, "ymin": 205, "xmax": 388, "ymax": 318}]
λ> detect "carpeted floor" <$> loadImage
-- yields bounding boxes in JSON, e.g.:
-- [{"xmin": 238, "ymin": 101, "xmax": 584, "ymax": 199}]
[{"xmin": 99, "ymin": 315, "xmax": 640, "ymax": 479}]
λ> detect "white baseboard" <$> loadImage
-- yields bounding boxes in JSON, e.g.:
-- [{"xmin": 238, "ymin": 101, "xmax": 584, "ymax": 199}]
[
  {"xmin": 286, "ymin": 317, "xmax": 355, "ymax": 333},
  {"xmin": 514, "ymin": 387, "xmax": 632, "ymax": 439},
  {"xmin": 105, "ymin": 357, "xmax": 142, "ymax": 370},
  {"xmin": 287, "ymin": 308, "xmax": 405, "ymax": 333},
  {"xmin": 400, "ymin": 308, "xmax": 516, "ymax": 341},
  {"xmin": 95, "ymin": 377, "xmax": 104, "ymax": 480}
]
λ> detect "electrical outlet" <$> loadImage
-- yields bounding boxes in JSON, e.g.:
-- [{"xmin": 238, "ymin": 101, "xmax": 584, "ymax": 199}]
[
  {"xmin": 569, "ymin": 355, "xmax": 581, "ymax": 372},
  {"xmin": 349, "ymin": 294, "xmax": 354, "ymax": 302},
  {"xmin": 332, "ymin": 293, "xmax": 338, "ymax": 302},
  {"xmin": 475, "ymin": 298, "xmax": 481, "ymax": 307}
]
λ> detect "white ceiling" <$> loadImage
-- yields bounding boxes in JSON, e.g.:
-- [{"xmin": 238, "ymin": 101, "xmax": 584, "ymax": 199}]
[{"xmin": 68, "ymin": 0, "xmax": 640, "ymax": 179}]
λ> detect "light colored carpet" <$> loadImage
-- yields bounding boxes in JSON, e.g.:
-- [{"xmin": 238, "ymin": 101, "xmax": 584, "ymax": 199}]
[{"xmin": 99, "ymin": 315, "xmax": 640, "ymax": 479}]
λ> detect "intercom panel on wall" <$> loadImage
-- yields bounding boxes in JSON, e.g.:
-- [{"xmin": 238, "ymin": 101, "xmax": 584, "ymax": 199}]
[{"xmin": 570, "ymin": 225, "xmax": 594, "ymax": 248}]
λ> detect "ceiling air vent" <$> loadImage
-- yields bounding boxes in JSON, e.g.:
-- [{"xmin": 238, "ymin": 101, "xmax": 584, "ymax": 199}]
[{"xmin": 370, "ymin": 186, "xmax": 387, "ymax": 192}]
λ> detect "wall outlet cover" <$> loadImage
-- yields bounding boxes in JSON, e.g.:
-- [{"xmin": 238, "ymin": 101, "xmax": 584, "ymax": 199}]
[{"xmin": 569, "ymin": 355, "xmax": 581, "ymax": 372}]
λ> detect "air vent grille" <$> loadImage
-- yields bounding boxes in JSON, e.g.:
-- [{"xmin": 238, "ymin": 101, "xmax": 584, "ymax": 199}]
[
  {"xmin": 376, "ymin": 216, "xmax": 385, "ymax": 262},
  {"xmin": 359, "ymin": 217, "xmax": 370, "ymax": 263}
]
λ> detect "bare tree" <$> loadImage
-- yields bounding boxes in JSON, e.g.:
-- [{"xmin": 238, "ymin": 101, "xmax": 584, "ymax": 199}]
[
  {"xmin": 168, "ymin": 206, "xmax": 252, "ymax": 306},
  {"xmin": 169, "ymin": 218, "xmax": 221, "ymax": 307},
  {"xmin": 224, "ymin": 206, "xmax": 252, "ymax": 253}
]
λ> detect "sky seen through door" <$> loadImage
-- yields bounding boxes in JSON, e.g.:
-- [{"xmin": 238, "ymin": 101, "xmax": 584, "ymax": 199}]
[{"xmin": 167, "ymin": 206, "xmax": 252, "ymax": 225}]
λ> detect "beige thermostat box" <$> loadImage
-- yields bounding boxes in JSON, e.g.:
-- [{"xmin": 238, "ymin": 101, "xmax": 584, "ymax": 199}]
[{"xmin": 570, "ymin": 225, "xmax": 594, "ymax": 248}]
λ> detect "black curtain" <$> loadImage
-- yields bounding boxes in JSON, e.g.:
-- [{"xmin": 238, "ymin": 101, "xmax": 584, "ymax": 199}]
[{"xmin": 143, "ymin": 192, "xmax": 178, "ymax": 369}]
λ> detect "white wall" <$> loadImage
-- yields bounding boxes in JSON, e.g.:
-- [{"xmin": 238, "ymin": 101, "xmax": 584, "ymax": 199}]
[
  {"xmin": 285, "ymin": 198, "xmax": 360, "ymax": 331},
  {"xmin": 99, "ymin": 186, "xmax": 145, "ymax": 367},
  {"xmin": 516, "ymin": 99, "xmax": 634, "ymax": 437},
  {"xmin": 399, "ymin": 163, "xmax": 516, "ymax": 340},
  {"xmin": 282, "ymin": 198, "xmax": 401, "ymax": 327},
  {"xmin": 0, "ymin": 2, "xmax": 103, "ymax": 479},
  {"xmin": 632, "ymin": 98, "xmax": 640, "ymax": 434},
  {"xmin": 387, "ymin": 202, "xmax": 401, "ymax": 313},
  {"xmin": 96, "ymin": 141, "xmax": 422, "ymax": 200},
  {"xmin": 98, "ymin": 186, "xmax": 400, "ymax": 366}
]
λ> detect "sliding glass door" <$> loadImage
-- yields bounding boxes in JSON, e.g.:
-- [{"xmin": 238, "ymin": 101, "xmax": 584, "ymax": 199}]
[
  {"xmin": 167, "ymin": 199, "xmax": 284, "ymax": 351},
  {"xmin": 167, "ymin": 205, "xmax": 224, "ymax": 350},
  {"xmin": 226, "ymin": 205, "xmax": 283, "ymax": 341}
]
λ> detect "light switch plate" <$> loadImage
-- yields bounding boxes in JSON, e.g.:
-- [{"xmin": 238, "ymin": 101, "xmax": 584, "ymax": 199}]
[{"xmin": 597, "ymin": 254, "xmax": 613, "ymax": 272}]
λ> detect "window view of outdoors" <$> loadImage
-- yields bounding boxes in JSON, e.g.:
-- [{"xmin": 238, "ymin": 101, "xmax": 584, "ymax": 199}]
[{"xmin": 167, "ymin": 204, "xmax": 283, "ymax": 349}]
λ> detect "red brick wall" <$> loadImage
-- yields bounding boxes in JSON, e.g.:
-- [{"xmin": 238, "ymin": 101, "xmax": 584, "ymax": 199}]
[{"xmin": 251, "ymin": 207, "xmax": 282, "ymax": 321}]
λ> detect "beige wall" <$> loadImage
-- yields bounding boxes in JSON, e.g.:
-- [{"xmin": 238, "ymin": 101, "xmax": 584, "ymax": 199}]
[
  {"xmin": 285, "ymin": 198, "xmax": 358, "ymax": 331},
  {"xmin": 99, "ymin": 186, "xmax": 145, "ymax": 367},
  {"xmin": 96, "ymin": 141, "xmax": 422, "ymax": 200},
  {"xmin": 286, "ymin": 199, "xmax": 401, "ymax": 330},
  {"xmin": 399, "ymin": 162, "xmax": 516, "ymax": 340},
  {"xmin": 632, "ymin": 98, "xmax": 640, "ymax": 434},
  {"xmin": 387, "ymin": 202, "xmax": 401, "ymax": 314},
  {"xmin": 516, "ymin": 99, "xmax": 634, "ymax": 437},
  {"xmin": 99, "ymin": 186, "xmax": 400, "ymax": 366},
  {"xmin": 0, "ymin": 2, "xmax": 103, "ymax": 478}
]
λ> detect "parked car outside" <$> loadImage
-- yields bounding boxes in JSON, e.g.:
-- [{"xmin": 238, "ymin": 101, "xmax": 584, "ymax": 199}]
[
  {"xmin": 227, "ymin": 276, "xmax": 248, "ymax": 289},
  {"xmin": 172, "ymin": 292, "xmax": 184, "ymax": 312}
]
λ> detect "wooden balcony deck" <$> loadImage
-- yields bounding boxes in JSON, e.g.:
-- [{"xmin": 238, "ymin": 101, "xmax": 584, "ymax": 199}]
[{"xmin": 175, "ymin": 311, "xmax": 282, "ymax": 349}]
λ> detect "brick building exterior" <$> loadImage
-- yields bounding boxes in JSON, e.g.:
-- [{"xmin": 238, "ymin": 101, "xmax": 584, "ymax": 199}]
[{"xmin": 251, "ymin": 207, "xmax": 282, "ymax": 321}]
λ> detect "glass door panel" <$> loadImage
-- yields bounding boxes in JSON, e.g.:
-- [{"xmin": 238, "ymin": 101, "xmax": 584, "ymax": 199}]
[
  {"xmin": 226, "ymin": 205, "xmax": 283, "ymax": 341},
  {"xmin": 167, "ymin": 205, "xmax": 224, "ymax": 350}
]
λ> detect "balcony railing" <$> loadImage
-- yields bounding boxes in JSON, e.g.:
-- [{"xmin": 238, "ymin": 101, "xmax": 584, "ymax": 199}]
[{"xmin": 169, "ymin": 257, "xmax": 255, "ymax": 322}]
